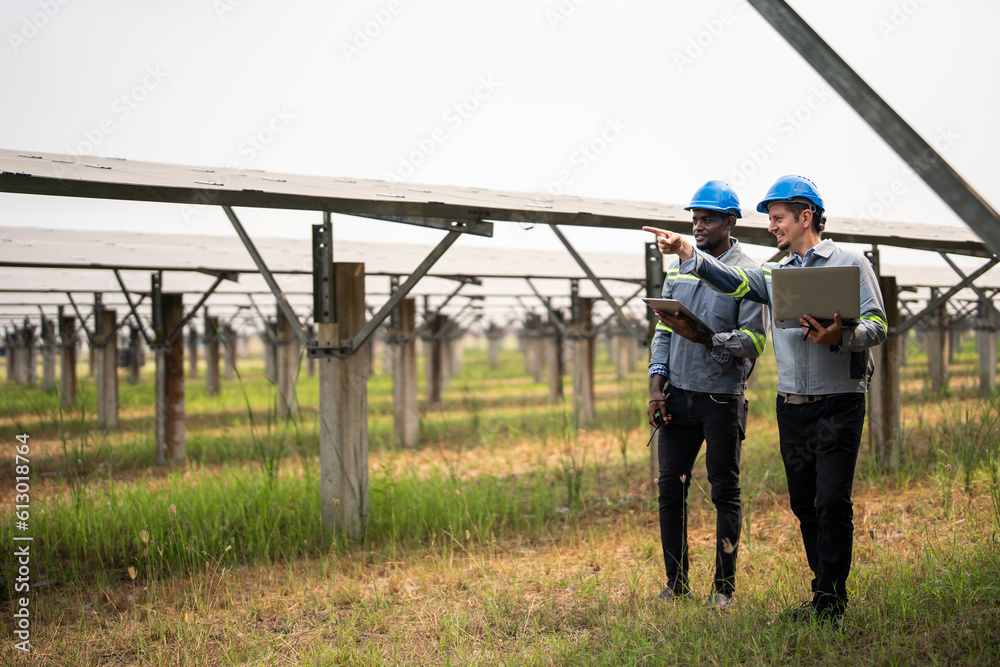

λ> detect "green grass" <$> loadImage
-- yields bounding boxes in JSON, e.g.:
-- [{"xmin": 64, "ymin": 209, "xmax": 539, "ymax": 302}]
[{"xmin": 1, "ymin": 335, "xmax": 999, "ymax": 664}]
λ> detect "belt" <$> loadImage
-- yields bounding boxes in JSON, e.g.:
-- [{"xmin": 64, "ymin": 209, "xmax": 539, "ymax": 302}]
[{"xmin": 778, "ymin": 391, "xmax": 830, "ymax": 405}]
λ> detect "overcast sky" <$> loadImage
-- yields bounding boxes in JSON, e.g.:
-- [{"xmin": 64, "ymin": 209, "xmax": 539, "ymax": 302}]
[{"xmin": 1, "ymin": 0, "xmax": 997, "ymax": 264}]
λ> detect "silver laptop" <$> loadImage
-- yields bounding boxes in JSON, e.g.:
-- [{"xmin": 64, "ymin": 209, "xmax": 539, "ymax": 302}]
[{"xmin": 770, "ymin": 266, "xmax": 861, "ymax": 329}]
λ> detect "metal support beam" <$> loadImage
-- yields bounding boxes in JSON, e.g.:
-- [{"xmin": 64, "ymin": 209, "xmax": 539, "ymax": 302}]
[
  {"xmin": 551, "ymin": 225, "xmax": 644, "ymax": 342},
  {"xmin": 223, "ymin": 205, "xmax": 310, "ymax": 347},
  {"xmin": 165, "ymin": 273, "xmax": 226, "ymax": 345},
  {"xmin": 939, "ymin": 253, "xmax": 1000, "ymax": 325},
  {"xmin": 348, "ymin": 231, "xmax": 462, "ymax": 355},
  {"xmin": 349, "ymin": 212, "xmax": 493, "ymax": 238},
  {"xmin": 747, "ymin": 0, "xmax": 1000, "ymax": 257},
  {"xmin": 865, "ymin": 245, "xmax": 880, "ymax": 278},
  {"xmin": 65, "ymin": 292, "xmax": 95, "ymax": 345},
  {"xmin": 895, "ymin": 258, "xmax": 999, "ymax": 336},
  {"xmin": 246, "ymin": 294, "xmax": 269, "ymax": 332},
  {"xmin": 114, "ymin": 269, "xmax": 153, "ymax": 347},
  {"xmin": 401, "ymin": 275, "xmax": 469, "ymax": 346},
  {"xmin": 525, "ymin": 278, "xmax": 570, "ymax": 336},
  {"xmin": 313, "ymin": 218, "xmax": 334, "ymax": 324}
]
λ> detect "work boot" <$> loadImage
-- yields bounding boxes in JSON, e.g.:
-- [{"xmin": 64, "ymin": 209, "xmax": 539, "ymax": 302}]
[
  {"xmin": 656, "ymin": 587, "xmax": 694, "ymax": 602},
  {"xmin": 705, "ymin": 592, "xmax": 733, "ymax": 611}
]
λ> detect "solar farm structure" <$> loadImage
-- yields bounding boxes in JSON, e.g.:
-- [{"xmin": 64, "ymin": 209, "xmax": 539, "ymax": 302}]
[
  {"xmin": 3, "ymin": 1, "xmax": 1000, "ymax": 662},
  {"xmin": 2, "ymin": 141, "xmax": 1000, "ymax": 536}
]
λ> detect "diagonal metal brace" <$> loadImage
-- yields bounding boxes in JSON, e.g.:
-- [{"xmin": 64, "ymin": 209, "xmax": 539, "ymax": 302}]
[
  {"xmin": 938, "ymin": 253, "xmax": 1000, "ymax": 325},
  {"xmin": 524, "ymin": 278, "xmax": 570, "ymax": 336},
  {"xmin": 400, "ymin": 270, "xmax": 469, "ymax": 346},
  {"xmin": 223, "ymin": 205, "xmax": 310, "ymax": 348},
  {"xmin": 113, "ymin": 269, "xmax": 153, "ymax": 347},
  {"xmin": 165, "ymin": 274, "xmax": 226, "ymax": 345},
  {"xmin": 65, "ymin": 292, "xmax": 96, "ymax": 346},
  {"xmin": 550, "ymin": 224, "xmax": 645, "ymax": 343},
  {"xmin": 348, "ymin": 230, "xmax": 463, "ymax": 354},
  {"xmin": 895, "ymin": 258, "xmax": 998, "ymax": 336},
  {"xmin": 746, "ymin": 0, "xmax": 1000, "ymax": 257}
]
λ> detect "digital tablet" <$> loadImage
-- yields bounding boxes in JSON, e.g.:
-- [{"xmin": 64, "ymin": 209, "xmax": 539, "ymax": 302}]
[{"xmin": 642, "ymin": 298, "xmax": 715, "ymax": 334}]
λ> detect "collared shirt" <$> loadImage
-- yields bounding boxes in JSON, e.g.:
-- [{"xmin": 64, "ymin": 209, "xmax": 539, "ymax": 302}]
[
  {"xmin": 789, "ymin": 246, "xmax": 817, "ymax": 266},
  {"xmin": 682, "ymin": 238, "xmax": 887, "ymax": 395},
  {"xmin": 648, "ymin": 239, "xmax": 770, "ymax": 396}
]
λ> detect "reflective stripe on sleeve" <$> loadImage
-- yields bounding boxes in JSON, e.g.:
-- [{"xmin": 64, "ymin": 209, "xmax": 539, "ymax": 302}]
[
  {"xmin": 861, "ymin": 314, "xmax": 888, "ymax": 333},
  {"xmin": 740, "ymin": 328, "xmax": 766, "ymax": 354},
  {"xmin": 726, "ymin": 267, "xmax": 751, "ymax": 298}
]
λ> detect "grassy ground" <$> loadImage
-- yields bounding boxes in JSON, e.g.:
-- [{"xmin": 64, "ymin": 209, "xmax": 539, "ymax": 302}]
[{"xmin": 0, "ymin": 335, "xmax": 999, "ymax": 665}]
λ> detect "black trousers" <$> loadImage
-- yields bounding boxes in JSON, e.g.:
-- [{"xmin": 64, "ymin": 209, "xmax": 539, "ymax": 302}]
[
  {"xmin": 657, "ymin": 386, "xmax": 745, "ymax": 596},
  {"xmin": 776, "ymin": 392, "xmax": 866, "ymax": 614}
]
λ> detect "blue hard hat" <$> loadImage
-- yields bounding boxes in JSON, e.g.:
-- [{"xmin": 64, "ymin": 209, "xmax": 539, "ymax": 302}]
[
  {"xmin": 684, "ymin": 180, "xmax": 742, "ymax": 219},
  {"xmin": 756, "ymin": 175, "xmax": 825, "ymax": 214}
]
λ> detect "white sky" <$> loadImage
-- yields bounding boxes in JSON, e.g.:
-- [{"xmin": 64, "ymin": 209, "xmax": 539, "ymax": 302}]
[{"xmin": 1, "ymin": 0, "xmax": 998, "ymax": 266}]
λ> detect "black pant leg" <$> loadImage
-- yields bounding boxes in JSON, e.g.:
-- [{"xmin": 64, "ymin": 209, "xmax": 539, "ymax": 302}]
[
  {"xmin": 657, "ymin": 389, "xmax": 703, "ymax": 593},
  {"xmin": 776, "ymin": 396, "xmax": 821, "ymax": 590},
  {"xmin": 698, "ymin": 393, "xmax": 743, "ymax": 596},
  {"xmin": 812, "ymin": 393, "xmax": 866, "ymax": 611}
]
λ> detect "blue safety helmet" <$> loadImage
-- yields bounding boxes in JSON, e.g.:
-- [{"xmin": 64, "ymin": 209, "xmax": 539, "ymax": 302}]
[
  {"xmin": 684, "ymin": 180, "xmax": 742, "ymax": 219},
  {"xmin": 756, "ymin": 175, "xmax": 825, "ymax": 217}
]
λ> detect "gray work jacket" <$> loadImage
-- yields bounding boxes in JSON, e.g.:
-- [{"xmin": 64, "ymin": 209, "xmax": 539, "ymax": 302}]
[
  {"xmin": 649, "ymin": 239, "xmax": 769, "ymax": 396},
  {"xmin": 685, "ymin": 238, "xmax": 887, "ymax": 395}
]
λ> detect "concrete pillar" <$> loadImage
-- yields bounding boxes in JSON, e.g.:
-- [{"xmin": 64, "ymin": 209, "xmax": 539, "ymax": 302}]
[
  {"xmin": 127, "ymin": 325, "xmax": 142, "ymax": 385},
  {"xmin": 41, "ymin": 317, "xmax": 56, "ymax": 391},
  {"xmin": 4, "ymin": 330, "xmax": 13, "ymax": 382},
  {"xmin": 392, "ymin": 298, "xmax": 419, "ymax": 447},
  {"xmin": 573, "ymin": 298, "xmax": 595, "ymax": 429},
  {"xmin": 486, "ymin": 325, "xmax": 503, "ymax": 370},
  {"xmin": 156, "ymin": 294, "xmax": 185, "ymax": 465},
  {"xmin": 440, "ymin": 323, "xmax": 453, "ymax": 391},
  {"xmin": 522, "ymin": 320, "xmax": 536, "ymax": 380},
  {"xmin": 205, "ymin": 314, "xmax": 221, "ymax": 397},
  {"xmin": 927, "ymin": 290, "xmax": 949, "ymax": 393},
  {"xmin": 976, "ymin": 299, "xmax": 998, "ymax": 394},
  {"xmin": 546, "ymin": 317, "xmax": 564, "ymax": 404},
  {"xmin": 319, "ymin": 262, "xmax": 369, "ymax": 536},
  {"xmin": 870, "ymin": 276, "xmax": 900, "ymax": 469},
  {"xmin": 12, "ymin": 323, "xmax": 35, "ymax": 386},
  {"xmin": 425, "ymin": 314, "xmax": 445, "ymax": 409},
  {"xmin": 88, "ymin": 338, "xmax": 96, "ymax": 378},
  {"xmin": 59, "ymin": 314, "xmax": 77, "ymax": 410},
  {"xmin": 276, "ymin": 308, "xmax": 300, "ymax": 418},
  {"xmin": 263, "ymin": 320, "xmax": 277, "ymax": 382},
  {"xmin": 222, "ymin": 323, "xmax": 237, "ymax": 381},
  {"xmin": 948, "ymin": 326, "xmax": 964, "ymax": 365},
  {"xmin": 613, "ymin": 328, "xmax": 632, "ymax": 381},
  {"xmin": 451, "ymin": 333, "xmax": 464, "ymax": 377},
  {"xmin": 187, "ymin": 326, "xmax": 200, "ymax": 379},
  {"xmin": 96, "ymin": 309, "xmax": 119, "ymax": 430}
]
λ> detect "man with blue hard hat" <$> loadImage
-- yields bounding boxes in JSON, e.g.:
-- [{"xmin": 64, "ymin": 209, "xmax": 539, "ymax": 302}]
[
  {"xmin": 644, "ymin": 175, "xmax": 887, "ymax": 629},
  {"xmin": 646, "ymin": 180, "xmax": 769, "ymax": 611}
]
